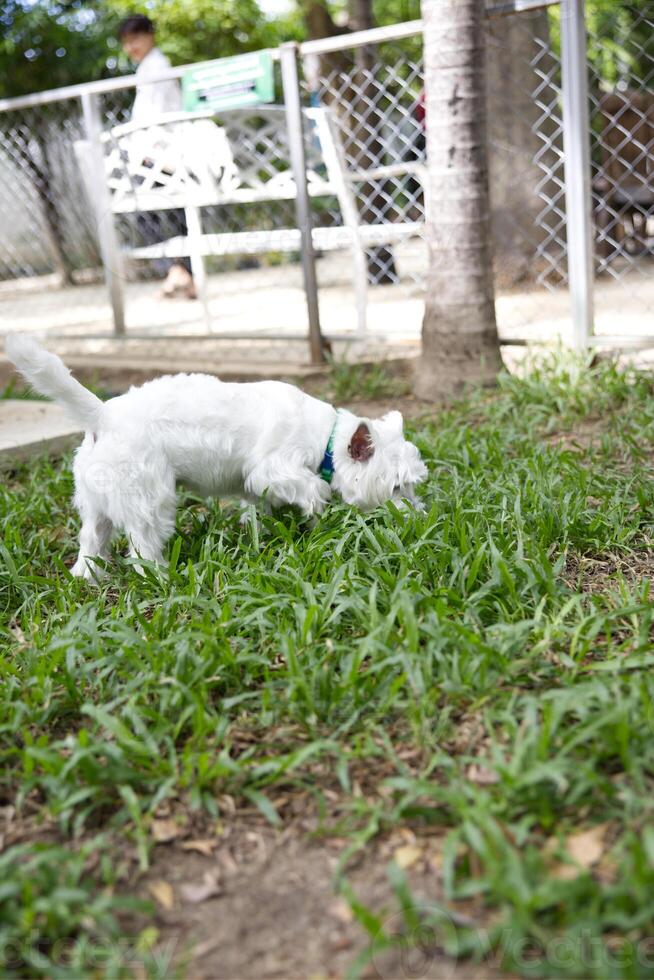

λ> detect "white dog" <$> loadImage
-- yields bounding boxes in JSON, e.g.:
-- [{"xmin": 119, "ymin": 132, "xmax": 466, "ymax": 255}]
[{"xmin": 6, "ymin": 335, "xmax": 427, "ymax": 580}]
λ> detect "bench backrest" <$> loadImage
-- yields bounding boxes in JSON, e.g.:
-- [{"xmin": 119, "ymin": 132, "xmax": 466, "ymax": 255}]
[{"xmin": 97, "ymin": 105, "xmax": 343, "ymax": 213}]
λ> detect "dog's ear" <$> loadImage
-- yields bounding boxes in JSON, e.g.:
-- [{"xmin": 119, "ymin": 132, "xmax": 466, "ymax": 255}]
[
  {"xmin": 383, "ymin": 410, "xmax": 404, "ymax": 434},
  {"xmin": 348, "ymin": 422, "xmax": 374, "ymax": 462}
]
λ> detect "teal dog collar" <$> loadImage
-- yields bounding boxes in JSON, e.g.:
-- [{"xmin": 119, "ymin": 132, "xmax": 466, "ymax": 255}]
[{"xmin": 319, "ymin": 411, "xmax": 341, "ymax": 483}]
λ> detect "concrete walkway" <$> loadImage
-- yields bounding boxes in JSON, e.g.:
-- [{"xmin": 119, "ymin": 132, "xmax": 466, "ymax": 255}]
[
  {"xmin": 0, "ymin": 400, "xmax": 81, "ymax": 467},
  {"xmin": 0, "ymin": 246, "xmax": 653, "ymax": 354}
]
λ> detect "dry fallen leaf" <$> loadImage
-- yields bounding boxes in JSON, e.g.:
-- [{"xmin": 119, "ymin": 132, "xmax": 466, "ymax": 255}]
[
  {"xmin": 9, "ymin": 623, "xmax": 27, "ymax": 649},
  {"xmin": 180, "ymin": 838, "xmax": 218, "ymax": 857},
  {"xmin": 566, "ymin": 824, "xmax": 608, "ymax": 867},
  {"xmin": 192, "ymin": 937, "xmax": 223, "ymax": 961},
  {"xmin": 549, "ymin": 861, "xmax": 579, "ymax": 881},
  {"xmin": 595, "ymin": 855, "xmax": 619, "ymax": 885},
  {"xmin": 328, "ymin": 898, "xmax": 354, "ymax": 925},
  {"xmin": 216, "ymin": 848, "xmax": 239, "ymax": 875},
  {"xmin": 466, "ymin": 763, "xmax": 500, "ymax": 785},
  {"xmin": 151, "ymin": 818, "xmax": 184, "ymax": 843},
  {"xmin": 0, "ymin": 805, "xmax": 15, "ymax": 828},
  {"xmin": 394, "ymin": 844, "xmax": 422, "ymax": 870},
  {"xmin": 217, "ymin": 794, "xmax": 236, "ymax": 816},
  {"xmin": 427, "ymin": 840, "xmax": 445, "ymax": 873},
  {"xmin": 329, "ymin": 934, "xmax": 353, "ymax": 953},
  {"xmin": 148, "ymin": 880, "xmax": 174, "ymax": 911},
  {"xmin": 546, "ymin": 823, "xmax": 609, "ymax": 880},
  {"xmin": 180, "ymin": 870, "xmax": 223, "ymax": 904}
]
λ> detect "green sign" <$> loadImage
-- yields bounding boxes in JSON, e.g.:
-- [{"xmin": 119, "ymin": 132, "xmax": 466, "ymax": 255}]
[{"xmin": 182, "ymin": 51, "xmax": 275, "ymax": 113}]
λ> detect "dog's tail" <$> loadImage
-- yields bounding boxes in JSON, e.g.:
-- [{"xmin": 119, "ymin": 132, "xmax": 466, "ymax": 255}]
[{"xmin": 5, "ymin": 333, "xmax": 103, "ymax": 432}]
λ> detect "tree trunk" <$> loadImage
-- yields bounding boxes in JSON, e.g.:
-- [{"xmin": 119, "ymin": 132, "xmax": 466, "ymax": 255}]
[
  {"xmin": 415, "ymin": 0, "xmax": 503, "ymax": 401},
  {"xmin": 302, "ymin": 0, "xmax": 347, "ymax": 41},
  {"xmin": 35, "ymin": 131, "xmax": 75, "ymax": 285},
  {"xmin": 11, "ymin": 123, "xmax": 74, "ymax": 285},
  {"xmin": 485, "ymin": 8, "xmax": 561, "ymax": 287},
  {"xmin": 348, "ymin": 0, "xmax": 374, "ymax": 32}
]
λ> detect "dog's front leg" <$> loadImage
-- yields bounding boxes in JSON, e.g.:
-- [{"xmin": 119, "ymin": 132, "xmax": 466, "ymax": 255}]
[
  {"xmin": 238, "ymin": 496, "xmax": 272, "ymax": 527},
  {"xmin": 125, "ymin": 522, "xmax": 171, "ymax": 574},
  {"xmin": 246, "ymin": 464, "xmax": 331, "ymax": 519},
  {"xmin": 268, "ymin": 469, "xmax": 331, "ymax": 517},
  {"xmin": 293, "ymin": 472, "xmax": 331, "ymax": 518}
]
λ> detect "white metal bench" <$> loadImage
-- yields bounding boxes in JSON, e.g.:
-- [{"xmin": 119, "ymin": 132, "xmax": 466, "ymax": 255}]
[{"xmin": 75, "ymin": 105, "xmax": 424, "ymax": 334}]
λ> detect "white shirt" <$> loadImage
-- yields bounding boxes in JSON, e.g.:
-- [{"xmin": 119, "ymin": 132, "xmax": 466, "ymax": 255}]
[{"xmin": 131, "ymin": 47, "xmax": 182, "ymax": 124}]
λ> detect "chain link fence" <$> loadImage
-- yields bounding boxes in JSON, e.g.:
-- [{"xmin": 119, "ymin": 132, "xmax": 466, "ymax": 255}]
[
  {"xmin": 0, "ymin": 102, "xmax": 99, "ymax": 282},
  {"xmin": 587, "ymin": 0, "xmax": 654, "ymax": 338},
  {"xmin": 302, "ymin": 31, "xmax": 425, "ymax": 290},
  {"xmin": 0, "ymin": 4, "xmax": 652, "ymax": 352},
  {"xmin": 299, "ymin": 5, "xmax": 573, "ymax": 341},
  {"xmin": 0, "ymin": 97, "xmax": 111, "ymax": 337}
]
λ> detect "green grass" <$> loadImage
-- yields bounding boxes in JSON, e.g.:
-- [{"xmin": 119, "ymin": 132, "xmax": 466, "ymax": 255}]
[
  {"xmin": 2, "ymin": 354, "xmax": 654, "ymax": 977},
  {"xmin": 326, "ymin": 356, "xmax": 411, "ymax": 401}
]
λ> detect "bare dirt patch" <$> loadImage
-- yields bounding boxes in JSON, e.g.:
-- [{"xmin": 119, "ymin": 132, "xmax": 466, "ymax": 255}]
[
  {"xmin": 140, "ymin": 815, "xmax": 504, "ymax": 980},
  {"xmin": 563, "ymin": 547, "xmax": 654, "ymax": 595},
  {"xmin": 544, "ymin": 418, "xmax": 606, "ymax": 454}
]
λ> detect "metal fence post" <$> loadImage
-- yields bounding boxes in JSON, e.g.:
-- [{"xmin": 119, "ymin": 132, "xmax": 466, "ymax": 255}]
[
  {"xmin": 80, "ymin": 91, "xmax": 126, "ymax": 337},
  {"xmin": 280, "ymin": 42, "xmax": 326, "ymax": 365},
  {"xmin": 560, "ymin": 0, "xmax": 594, "ymax": 349}
]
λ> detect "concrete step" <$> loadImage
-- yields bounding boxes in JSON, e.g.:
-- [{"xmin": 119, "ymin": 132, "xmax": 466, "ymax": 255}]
[{"xmin": 0, "ymin": 400, "xmax": 81, "ymax": 468}]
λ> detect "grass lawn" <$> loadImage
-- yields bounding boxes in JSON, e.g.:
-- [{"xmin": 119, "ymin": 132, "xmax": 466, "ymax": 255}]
[{"xmin": 2, "ymin": 355, "xmax": 654, "ymax": 978}]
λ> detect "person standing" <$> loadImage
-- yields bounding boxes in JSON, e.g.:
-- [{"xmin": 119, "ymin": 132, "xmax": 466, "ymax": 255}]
[{"xmin": 118, "ymin": 14, "xmax": 196, "ymax": 298}]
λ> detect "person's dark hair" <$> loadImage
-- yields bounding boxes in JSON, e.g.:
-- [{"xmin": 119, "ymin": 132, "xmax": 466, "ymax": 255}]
[{"xmin": 117, "ymin": 14, "xmax": 155, "ymax": 38}]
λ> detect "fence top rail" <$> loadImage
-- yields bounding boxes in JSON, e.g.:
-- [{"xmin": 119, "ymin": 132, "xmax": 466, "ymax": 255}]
[
  {"xmin": 486, "ymin": 0, "xmax": 561, "ymax": 17},
  {"xmin": 299, "ymin": 1, "xmax": 559, "ymax": 56},
  {"xmin": 0, "ymin": 63, "xmax": 199, "ymax": 114},
  {"xmin": 0, "ymin": 47, "xmax": 282, "ymax": 114},
  {"xmin": 299, "ymin": 20, "xmax": 422, "ymax": 56},
  {"xmin": 0, "ymin": 1, "xmax": 562, "ymax": 115}
]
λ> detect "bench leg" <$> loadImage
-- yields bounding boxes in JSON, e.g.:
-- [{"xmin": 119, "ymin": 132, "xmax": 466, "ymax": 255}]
[
  {"xmin": 353, "ymin": 242, "xmax": 368, "ymax": 337},
  {"xmin": 185, "ymin": 206, "xmax": 211, "ymax": 332}
]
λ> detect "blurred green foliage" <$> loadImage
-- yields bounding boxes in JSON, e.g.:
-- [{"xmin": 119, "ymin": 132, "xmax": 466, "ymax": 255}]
[
  {"xmin": 0, "ymin": 1, "xmax": 650, "ymax": 101},
  {"xmin": 0, "ymin": 0, "xmax": 300, "ymax": 98},
  {"xmin": 550, "ymin": 0, "xmax": 654, "ymax": 88}
]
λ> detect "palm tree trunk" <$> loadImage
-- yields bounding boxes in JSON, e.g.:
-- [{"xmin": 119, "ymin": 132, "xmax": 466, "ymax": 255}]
[{"xmin": 415, "ymin": 0, "xmax": 503, "ymax": 401}]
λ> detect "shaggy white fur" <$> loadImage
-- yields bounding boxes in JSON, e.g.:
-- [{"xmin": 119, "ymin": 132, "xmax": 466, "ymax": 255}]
[{"xmin": 5, "ymin": 334, "xmax": 427, "ymax": 580}]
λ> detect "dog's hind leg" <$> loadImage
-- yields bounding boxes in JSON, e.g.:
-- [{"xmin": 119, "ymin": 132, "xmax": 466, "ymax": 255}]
[
  {"xmin": 123, "ymin": 486, "xmax": 177, "ymax": 573},
  {"xmin": 71, "ymin": 512, "xmax": 114, "ymax": 580},
  {"xmin": 71, "ymin": 438, "xmax": 114, "ymax": 580}
]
